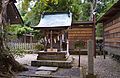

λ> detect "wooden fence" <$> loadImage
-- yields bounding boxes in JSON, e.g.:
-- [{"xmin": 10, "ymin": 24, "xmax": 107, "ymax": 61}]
[{"xmin": 7, "ymin": 42, "xmax": 41, "ymax": 50}]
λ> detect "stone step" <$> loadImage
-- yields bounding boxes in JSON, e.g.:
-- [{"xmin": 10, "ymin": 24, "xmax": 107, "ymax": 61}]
[
  {"xmin": 31, "ymin": 56, "xmax": 73, "ymax": 68},
  {"xmin": 37, "ymin": 52, "xmax": 67, "ymax": 60}
]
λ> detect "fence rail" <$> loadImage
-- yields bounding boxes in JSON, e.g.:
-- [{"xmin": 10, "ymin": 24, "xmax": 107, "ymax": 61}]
[{"xmin": 7, "ymin": 42, "xmax": 41, "ymax": 50}]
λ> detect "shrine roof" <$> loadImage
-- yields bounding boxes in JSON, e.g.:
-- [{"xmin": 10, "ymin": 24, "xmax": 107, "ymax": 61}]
[
  {"xmin": 34, "ymin": 12, "xmax": 72, "ymax": 28},
  {"xmin": 7, "ymin": 2, "xmax": 23, "ymax": 24}
]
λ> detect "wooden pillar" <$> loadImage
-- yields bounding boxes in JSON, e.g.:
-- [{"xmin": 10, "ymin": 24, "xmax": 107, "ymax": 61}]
[
  {"xmin": 50, "ymin": 30, "xmax": 53, "ymax": 49},
  {"xmin": 24, "ymin": 33, "xmax": 26, "ymax": 43},
  {"xmin": 78, "ymin": 48, "xmax": 80, "ymax": 67},
  {"xmin": 66, "ymin": 39, "xmax": 70, "ymax": 56},
  {"xmin": 30, "ymin": 33, "xmax": 32, "ymax": 43},
  {"xmin": 44, "ymin": 36, "xmax": 47, "ymax": 51},
  {"xmin": 30, "ymin": 33, "xmax": 33, "ymax": 50},
  {"xmin": 60, "ymin": 35, "xmax": 62, "ymax": 51},
  {"xmin": 103, "ymin": 23, "xmax": 106, "ymax": 59},
  {"xmin": 93, "ymin": 14, "xmax": 96, "ymax": 58}
]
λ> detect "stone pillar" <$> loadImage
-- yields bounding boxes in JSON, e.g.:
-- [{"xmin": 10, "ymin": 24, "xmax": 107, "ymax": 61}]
[
  {"xmin": 87, "ymin": 40, "xmax": 94, "ymax": 74},
  {"xmin": 86, "ymin": 40, "xmax": 96, "ymax": 78}
]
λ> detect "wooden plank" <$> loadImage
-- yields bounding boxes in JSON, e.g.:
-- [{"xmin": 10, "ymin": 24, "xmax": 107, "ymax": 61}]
[{"xmin": 104, "ymin": 21, "xmax": 120, "ymax": 31}]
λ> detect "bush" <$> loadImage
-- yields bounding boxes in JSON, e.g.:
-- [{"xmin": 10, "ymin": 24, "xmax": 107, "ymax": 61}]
[
  {"xmin": 74, "ymin": 40, "xmax": 85, "ymax": 49},
  {"xmin": 34, "ymin": 44, "xmax": 44, "ymax": 51},
  {"xmin": 11, "ymin": 49, "xmax": 25, "ymax": 57}
]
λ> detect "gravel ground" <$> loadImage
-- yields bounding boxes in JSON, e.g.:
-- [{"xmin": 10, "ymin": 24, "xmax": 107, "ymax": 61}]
[
  {"xmin": 16, "ymin": 54, "xmax": 120, "ymax": 78},
  {"xmin": 16, "ymin": 54, "xmax": 37, "ymax": 65},
  {"xmin": 72, "ymin": 55, "xmax": 120, "ymax": 78}
]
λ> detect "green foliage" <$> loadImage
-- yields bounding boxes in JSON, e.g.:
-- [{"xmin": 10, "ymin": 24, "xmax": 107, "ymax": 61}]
[
  {"xmin": 17, "ymin": 0, "xmax": 84, "ymax": 26},
  {"xmin": 33, "ymin": 30, "xmax": 44, "ymax": 40},
  {"xmin": 34, "ymin": 44, "xmax": 44, "ymax": 51},
  {"xmin": 11, "ymin": 49, "xmax": 26, "ymax": 57},
  {"xmin": 80, "ymin": 3, "xmax": 91, "ymax": 21},
  {"xmin": 74, "ymin": 40, "xmax": 85, "ymax": 49},
  {"xmin": 96, "ymin": 0, "xmax": 118, "ymax": 19},
  {"xmin": 16, "ymin": 0, "xmax": 118, "ymax": 39},
  {"xmin": 96, "ymin": 24, "xmax": 103, "ymax": 37},
  {"xmin": 8, "ymin": 25, "xmax": 33, "ymax": 38},
  {"xmin": 95, "ymin": 0, "xmax": 117, "ymax": 37},
  {"xmin": 17, "ymin": 0, "xmax": 118, "ymax": 24}
]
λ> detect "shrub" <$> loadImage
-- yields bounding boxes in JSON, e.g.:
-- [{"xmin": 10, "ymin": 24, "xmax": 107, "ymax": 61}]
[
  {"xmin": 11, "ymin": 49, "xmax": 25, "ymax": 57},
  {"xmin": 74, "ymin": 40, "xmax": 85, "ymax": 49},
  {"xmin": 34, "ymin": 44, "xmax": 44, "ymax": 51}
]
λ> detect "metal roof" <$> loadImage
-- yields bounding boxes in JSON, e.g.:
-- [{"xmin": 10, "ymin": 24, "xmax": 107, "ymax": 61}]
[{"xmin": 34, "ymin": 12, "xmax": 72, "ymax": 28}]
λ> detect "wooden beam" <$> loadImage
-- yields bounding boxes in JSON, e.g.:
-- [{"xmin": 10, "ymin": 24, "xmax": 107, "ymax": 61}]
[
  {"xmin": 50, "ymin": 30, "xmax": 53, "ymax": 49},
  {"xmin": 93, "ymin": 15, "xmax": 96, "ymax": 58},
  {"xmin": 18, "ymin": 74, "xmax": 69, "ymax": 78}
]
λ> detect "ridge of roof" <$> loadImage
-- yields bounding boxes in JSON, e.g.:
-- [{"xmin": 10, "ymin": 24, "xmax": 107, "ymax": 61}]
[{"xmin": 42, "ymin": 11, "xmax": 71, "ymax": 15}]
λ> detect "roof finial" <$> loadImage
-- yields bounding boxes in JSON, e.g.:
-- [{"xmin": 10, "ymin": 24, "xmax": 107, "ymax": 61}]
[
  {"xmin": 41, "ymin": 11, "xmax": 45, "ymax": 18},
  {"xmin": 68, "ymin": 10, "xmax": 71, "ymax": 17}
]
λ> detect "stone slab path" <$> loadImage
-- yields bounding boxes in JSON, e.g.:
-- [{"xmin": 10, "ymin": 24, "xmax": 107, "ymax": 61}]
[{"xmin": 37, "ymin": 66, "xmax": 58, "ymax": 71}]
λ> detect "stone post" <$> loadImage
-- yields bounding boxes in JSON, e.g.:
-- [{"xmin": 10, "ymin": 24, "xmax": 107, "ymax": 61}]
[{"xmin": 86, "ymin": 40, "xmax": 96, "ymax": 78}]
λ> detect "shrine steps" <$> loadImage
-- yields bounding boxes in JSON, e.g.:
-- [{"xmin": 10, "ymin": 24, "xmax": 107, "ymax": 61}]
[
  {"xmin": 31, "ymin": 56, "xmax": 73, "ymax": 68},
  {"xmin": 37, "ymin": 52, "xmax": 67, "ymax": 60}
]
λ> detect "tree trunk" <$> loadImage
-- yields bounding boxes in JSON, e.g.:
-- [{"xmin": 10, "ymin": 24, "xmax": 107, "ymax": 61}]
[
  {"xmin": 89, "ymin": 0, "xmax": 97, "ymax": 21},
  {"xmin": 0, "ymin": 0, "xmax": 28, "ymax": 77}
]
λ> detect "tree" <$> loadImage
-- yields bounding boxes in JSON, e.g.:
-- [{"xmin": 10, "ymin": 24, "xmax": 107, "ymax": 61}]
[
  {"xmin": 0, "ymin": 0, "xmax": 28, "ymax": 77},
  {"xmin": 17, "ymin": 0, "xmax": 83, "ymax": 26},
  {"xmin": 96, "ymin": 0, "xmax": 117, "ymax": 37},
  {"xmin": 17, "ymin": 0, "xmax": 118, "ymax": 38},
  {"xmin": 96, "ymin": 0, "xmax": 118, "ymax": 19},
  {"xmin": 82, "ymin": 0, "xmax": 98, "ymax": 21}
]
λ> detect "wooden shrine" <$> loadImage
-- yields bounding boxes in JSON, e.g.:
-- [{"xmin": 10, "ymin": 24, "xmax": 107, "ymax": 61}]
[
  {"xmin": 32, "ymin": 12, "xmax": 73, "ymax": 67},
  {"xmin": 69, "ymin": 22, "xmax": 94, "ymax": 50},
  {"xmin": 32, "ymin": 12, "xmax": 96, "ymax": 67},
  {"xmin": 97, "ymin": 0, "xmax": 120, "ymax": 56},
  {"xmin": 68, "ymin": 21, "xmax": 95, "ymax": 55},
  {"xmin": 7, "ymin": 0, "xmax": 23, "ymax": 24}
]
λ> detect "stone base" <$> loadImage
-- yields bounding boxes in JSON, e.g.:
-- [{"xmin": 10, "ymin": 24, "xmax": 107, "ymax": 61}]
[
  {"xmin": 37, "ymin": 52, "xmax": 67, "ymax": 60},
  {"xmin": 31, "ymin": 56, "xmax": 73, "ymax": 68},
  {"xmin": 86, "ymin": 74, "xmax": 97, "ymax": 78}
]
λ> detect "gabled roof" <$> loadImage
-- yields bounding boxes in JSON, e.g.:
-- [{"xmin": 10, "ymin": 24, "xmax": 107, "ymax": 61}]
[
  {"xmin": 97, "ymin": 0, "xmax": 120, "ymax": 23},
  {"xmin": 7, "ymin": 0, "xmax": 23, "ymax": 24},
  {"xmin": 34, "ymin": 12, "xmax": 72, "ymax": 28}
]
